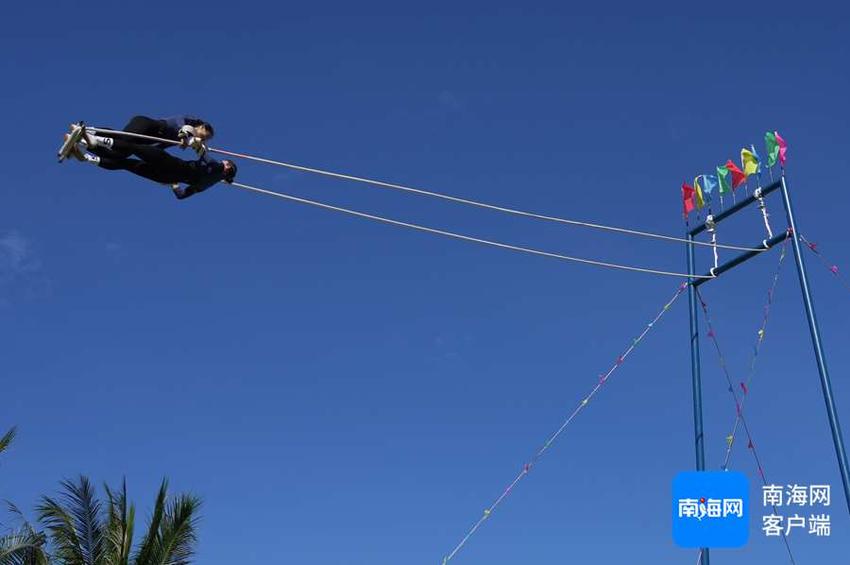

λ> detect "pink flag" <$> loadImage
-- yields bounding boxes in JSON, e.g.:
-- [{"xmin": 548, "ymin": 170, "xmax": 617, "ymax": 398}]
[{"xmin": 775, "ymin": 131, "xmax": 788, "ymax": 165}]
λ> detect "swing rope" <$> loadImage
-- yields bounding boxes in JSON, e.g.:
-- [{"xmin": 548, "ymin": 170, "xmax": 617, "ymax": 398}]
[
  {"xmin": 83, "ymin": 126, "xmax": 763, "ymax": 252},
  {"xmin": 231, "ymin": 181, "xmax": 712, "ymax": 279}
]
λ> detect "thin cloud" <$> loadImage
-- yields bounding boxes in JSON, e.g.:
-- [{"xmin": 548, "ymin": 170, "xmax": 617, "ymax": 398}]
[
  {"xmin": 0, "ymin": 231, "xmax": 46, "ymax": 304},
  {"xmin": 0, "ymin": 231, "xmax": 38, "ymax": 281}
]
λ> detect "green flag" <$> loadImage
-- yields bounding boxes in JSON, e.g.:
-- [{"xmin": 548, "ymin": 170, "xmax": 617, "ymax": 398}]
[
  {"xmin": 765, "ymin": 131, "xmax": 780, "ymax": 167},
  {"xmin": 717, "ymin": 165, "xmax": 731, "ymax": 194}
]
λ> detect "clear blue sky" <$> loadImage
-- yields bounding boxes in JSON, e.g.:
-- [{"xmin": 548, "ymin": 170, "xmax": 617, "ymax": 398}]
[{"xmin": 2, "ymin": 3, "xmax": 849, "ymax": 564}]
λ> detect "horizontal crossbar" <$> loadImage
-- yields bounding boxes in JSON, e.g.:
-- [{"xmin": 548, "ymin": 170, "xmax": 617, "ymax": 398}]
[
  {"xmin": 692, "ymin": 231, "xmax": 790, "ymax": 287},
  {"xmin": 689, "ymin": 180, "xmax": 782, "ymax": 237}
]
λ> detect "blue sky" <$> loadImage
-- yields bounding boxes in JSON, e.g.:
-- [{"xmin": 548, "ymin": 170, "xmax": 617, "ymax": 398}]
[{"xmin": 2, "ymin": 3, "xmax": 849, "ymax": 564}]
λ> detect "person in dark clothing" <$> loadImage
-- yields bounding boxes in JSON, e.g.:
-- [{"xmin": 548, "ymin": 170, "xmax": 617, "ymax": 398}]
[
  {"xmin": 78, "ymin": 140, "xmax": 237, "ymax": 200},
  {"xmin": 84, "ymin": 115, "xmax": 215, "ymax": 158},
  {"xmin": 123, "ymin": 115, "xmax": 215, "ymax": 146}
]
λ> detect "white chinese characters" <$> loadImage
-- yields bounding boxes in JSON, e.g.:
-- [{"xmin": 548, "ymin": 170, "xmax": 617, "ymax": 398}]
[
  {"xmin": 761, "ymin": 484, "xmax": 832, "ymax": 538},
  {"xmin": 762, "ymin": 484, "xmax": 830, "ymax": 507},
  {"xmin": 678, "ymin": 498, "xmax": 744, "ymax": 521}
]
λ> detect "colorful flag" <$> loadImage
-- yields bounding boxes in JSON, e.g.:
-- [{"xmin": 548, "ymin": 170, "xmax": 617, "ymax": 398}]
[
  {"xmin": 725, "ymin": 160, "xmax": 747, "ymax": 189},
  {"xmin": 775, "ymin": 131, "xmax": 788, "ymax": 165},
  {"xmin": 717, "ymin": 165, "xmax": 731, "ymax": 195},
  {"xmin": 702, "ymin": 174, "xmax": 718, "ymax": 199},
  {"xmin": 765, "ymin": 131, "xmax": 780, "ymax": 167},
  {"xmin": 693, "ymin": 176, "xmax": 705, "ymax": 209},
  {"xmin": 682, "ymin": 182, "xmax": 695, "ymax": 217},
  {"xmin": 741, "ymin": 147, "xmax": 759, "ymax": 177},
  {"xmin": 750, "ymin": 145, "xmax": 761, "ymax": 174}
]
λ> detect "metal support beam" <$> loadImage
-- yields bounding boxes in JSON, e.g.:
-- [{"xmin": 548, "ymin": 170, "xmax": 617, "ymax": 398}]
[
  {"xmin": 689, "ymin": 180, "xmax": 782, "ymax": 237},
  {"xmin": 692, "ymin": 232, "xmax": 789, "ymax": 288},
  {"xmin": 780, "ymin": 176, "xmax": 850, "ymax": 514},
  {"xmin": 687, "ymin": 231, "xmax": 709, "ymax": 565},
  {"xmin": 688, "ymin": 174, "xmax": 850, "ymax": 517}
]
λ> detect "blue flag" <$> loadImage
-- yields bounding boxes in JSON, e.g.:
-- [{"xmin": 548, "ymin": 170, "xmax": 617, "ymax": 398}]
[{"xmin": 702, "ymin": 175, "xmax": 718, "ymax": 200}]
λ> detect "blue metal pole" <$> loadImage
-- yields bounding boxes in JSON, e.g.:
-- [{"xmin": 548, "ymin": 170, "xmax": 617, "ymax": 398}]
[
  {"xmin": 687, "ymin": 233, "xmax": 709, "ymax": 565},
  {"xmin": 780, "ymin": 176, "xmax": 850, "ymax": 514}
]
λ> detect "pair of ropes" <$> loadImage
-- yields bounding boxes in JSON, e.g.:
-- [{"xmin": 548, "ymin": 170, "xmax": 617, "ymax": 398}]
[
  {"xmin": 83, "ymin": 126, "xmax": 817, "ymax": 562},
  {"xmin": 86, "ymin": 126, "xmax": 764, "ymax": 279}
]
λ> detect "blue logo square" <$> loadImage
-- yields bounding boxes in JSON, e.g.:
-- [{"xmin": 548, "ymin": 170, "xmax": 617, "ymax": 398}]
[{"xmin": 672, "ymin": 471, "xmax": 750, "ymax": 548}]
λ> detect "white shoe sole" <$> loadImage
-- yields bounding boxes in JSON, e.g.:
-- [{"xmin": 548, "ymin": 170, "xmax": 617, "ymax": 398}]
[{"xmin": 58, "ymin": 124, "xmax": 85, "ymax": 163}]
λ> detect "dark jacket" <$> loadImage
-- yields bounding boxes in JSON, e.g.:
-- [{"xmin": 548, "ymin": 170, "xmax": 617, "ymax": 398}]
[{"xmin": 174, "ymin": 159, "xmax": 227, "ymax": 199}]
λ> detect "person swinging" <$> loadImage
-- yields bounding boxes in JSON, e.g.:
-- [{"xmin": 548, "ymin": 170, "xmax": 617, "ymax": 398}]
[{"xmin": 61, "ymin": 128, "xmax": 236, "ymax": 199}]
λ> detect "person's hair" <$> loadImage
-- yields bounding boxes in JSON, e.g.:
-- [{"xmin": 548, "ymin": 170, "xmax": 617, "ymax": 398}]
[
  {"xmin": 199, "ymin": 121, "xmax": 215, "ymax": 137},
  {"xmin": 223, "ymin": 160, "xmax": 237, "ymax": 183}
]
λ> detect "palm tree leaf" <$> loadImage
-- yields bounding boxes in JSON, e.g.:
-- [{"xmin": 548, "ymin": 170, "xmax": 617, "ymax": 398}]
[
  {"xmin": 131, "ymin": 480, "xmax": 201, "ymax": 565},
  {"xmin": 36, "ymin": 496, "xmax": 84, "ymax": 564},
  {"xmin": 0, "ymin": 428, "xmax": 16, "ymax": 457},
  {"xmin": 0, "ymin": 527, "xmax": 49, "ymax": 565},
  {"xmin": 149, "ymin": 494, "xmax": 201, "ymax": 565},
  {"xmin": 37, "ymin": 476, "xmax": 106, "ymax": 565},
  {"xmin": 104, "ymin": 480, "xmax": 134, "ymax": 565},
  {"xmin": 131, "ymin": 479, "xmax": 168, "ymax": 565},
  {"xmin": 4, "ymin": 502, "xmax": 26, "ymax": 521}
]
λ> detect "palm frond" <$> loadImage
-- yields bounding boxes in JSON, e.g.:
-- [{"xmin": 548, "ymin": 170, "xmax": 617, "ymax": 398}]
[
  {"xmin": 131, "ymin": 480, "xmax": 168, "ymax": 565},
  {"xmin": 37, "ymin": 476, "xmax": 106, "ymax": 565},
  {"xmin": 0, "ymin": 505, "xmax": 49, "ymax": 565},
  {"xmin": 0, "ymin": 527, "xmax": 49, "ymax": 565},
  {"xmin": 104, "ymin": 480, "xmax": 134, "ymax": 565},
  {"xmin": 36, "ymin": 496, "xmax": 84, "ymax": 565},
  {"xmin": 5, "ymin": 502, "xmax": 26, "ymax": 522},
  {"xmin": 0, "ymin": 428, "xmax": 16, "ymax": 457},
  {"xmin": 0, "ymin": 505, "xmax": 48, "ymax": 565},
  {"xmin": 148, "ymin": 494, "xmax": 201, "ymax": 565}
]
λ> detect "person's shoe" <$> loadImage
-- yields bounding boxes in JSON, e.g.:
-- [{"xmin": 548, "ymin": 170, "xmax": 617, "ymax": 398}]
[
  {"xmin": 57, "ymin": 123, "xmax": 85, "ymax": 162},
  {"xmin": 70, "ymin": 142, "xmax": 86, "ymax": 161},
  {"xmin": 81, "ymin": 152, "xmax": 100, "ymax": 164},
  {"xmin": 59, "ymin": 133, "xmax": 85, "ymax": 162},
  {"xmin": 82, "ymin": 129, "xmax": 114, "ymax": 149}
]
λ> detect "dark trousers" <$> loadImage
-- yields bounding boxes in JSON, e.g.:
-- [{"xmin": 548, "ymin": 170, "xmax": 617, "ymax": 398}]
[
  {"xmin": 97, "ymin": 116, "xmax": 171, "ymax": 159},
  {"xmin": 98, "ymin": 143, "xmax": 196, "ymax": 185},
  {"xmin": 123, "ymin": 115, "xmax": 171, "ymax": 142}
]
